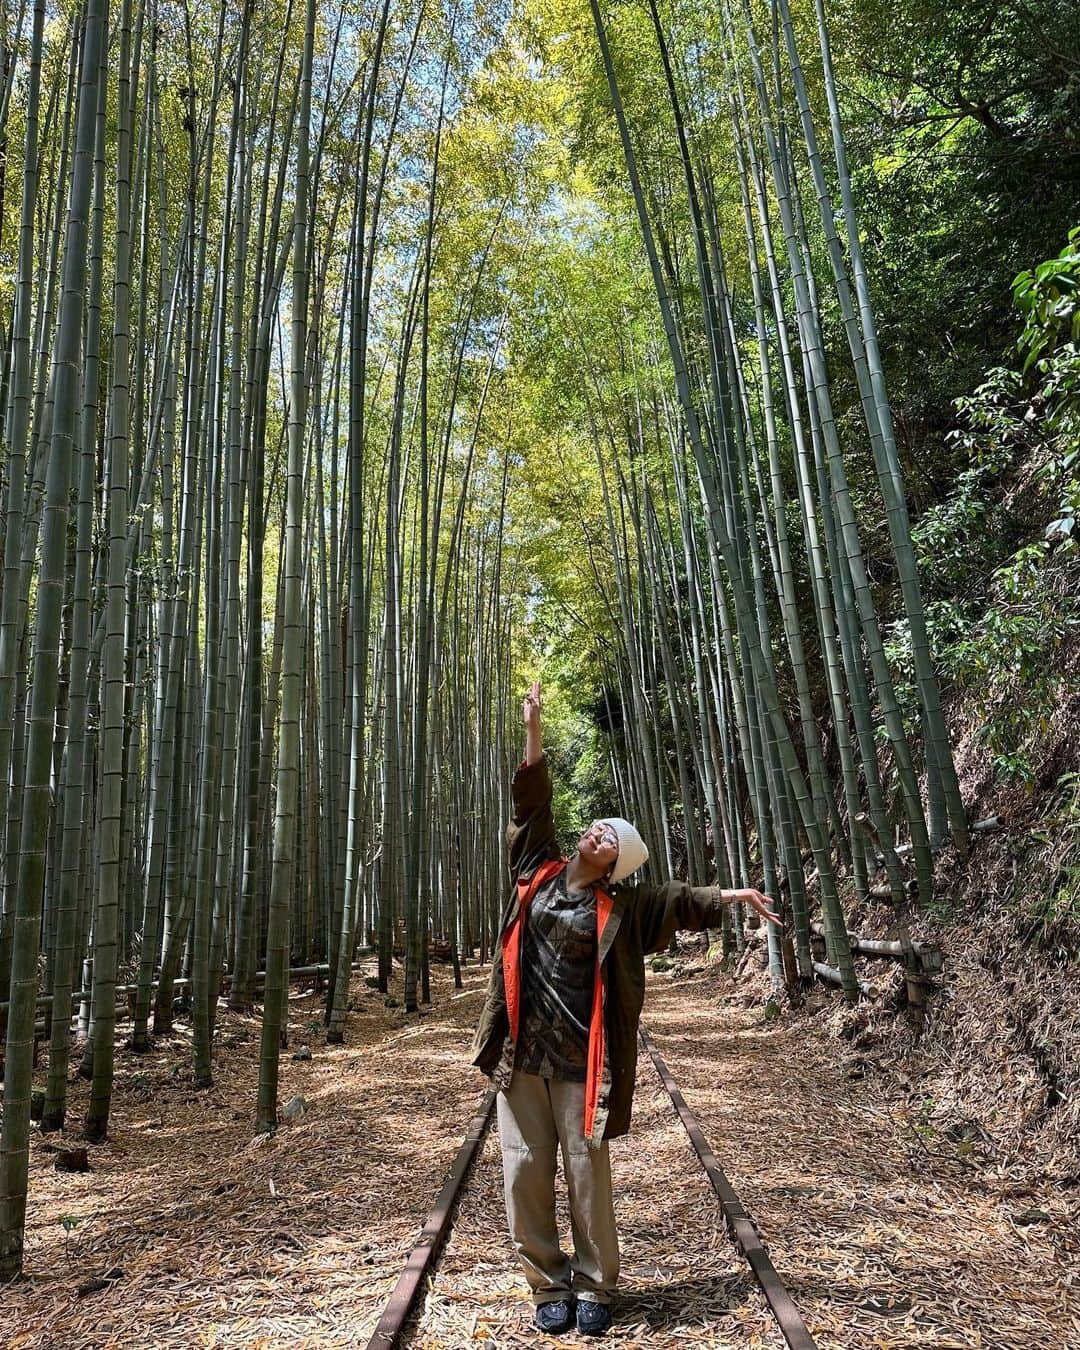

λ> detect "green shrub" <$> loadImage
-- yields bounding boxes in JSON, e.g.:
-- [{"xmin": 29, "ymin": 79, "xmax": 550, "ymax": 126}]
[{"xmin": 889, "ymin": 231, "xmax": 1080, "ymax": 786}]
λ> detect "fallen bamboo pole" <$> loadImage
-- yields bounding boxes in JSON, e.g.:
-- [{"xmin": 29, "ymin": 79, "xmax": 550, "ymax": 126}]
[
  {"xmin": 809, "ymin": 923, "xmax": 942, "ymax": 969},
  {"xmin": 890, "ymin": 815, "xmax": 1003, "ymax": 858},
  {"xmin": 0, "ymin": 953, "xmax": 375, "ymax": 1017},
  {"xmin": 812, "ymin": 960, "xmax": 877, "ymax": 999},
  {"xmin": 798, "ymin": 816, "xmax": 1006, "ymax": 886},
  {"xmin": 867, "ymin": 881, "xmax": 918, "ymax": 900}
]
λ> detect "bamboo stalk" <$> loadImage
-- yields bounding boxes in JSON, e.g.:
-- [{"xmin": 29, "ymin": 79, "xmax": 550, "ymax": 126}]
[{"xmin": 0, "ymin": 0, "xmax": 110, "ymax": 1278}]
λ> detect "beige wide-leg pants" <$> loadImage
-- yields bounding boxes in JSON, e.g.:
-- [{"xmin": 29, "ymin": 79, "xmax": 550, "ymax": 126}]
[{"xmin": 497, "ymin": 1071, "xmax": 620, "ymax": 1306}]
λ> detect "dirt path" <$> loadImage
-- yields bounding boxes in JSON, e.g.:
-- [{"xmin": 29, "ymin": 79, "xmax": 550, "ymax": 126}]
[
  {"xmin": 642, "ymin": 964, "xmax": 1077, "ymax": 1350},
  {"xmin": 409, "ymin": 1035, "xmax": 784, "ymax": 1349},
  {"xmin": 3, "ymin": 956, "xmax": 1076, "ymax": 1349},
  {"xmin": 3, "ymin": 962, "xmax": 493, "ymax": 1350}
]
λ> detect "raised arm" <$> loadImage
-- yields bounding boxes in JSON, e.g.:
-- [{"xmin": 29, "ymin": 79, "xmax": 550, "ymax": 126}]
[
  {"xmin": 505, "ymin": 680, "xmax": 560, "ymax": 883},
  {"xmin": 523, "ymin": 680, "xmax": 542, "ymax": 765}
]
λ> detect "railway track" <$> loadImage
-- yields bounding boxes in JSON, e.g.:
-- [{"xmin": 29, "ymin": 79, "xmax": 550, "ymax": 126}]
[{"xmin": 365, "ymin": 1028, "xmax": 817, "ymax": 1349}]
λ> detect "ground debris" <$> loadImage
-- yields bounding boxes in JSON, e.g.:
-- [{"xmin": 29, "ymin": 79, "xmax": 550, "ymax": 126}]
[
  {"xmin": 639, "ymin": 957, "xmax": 1078, "ymax": 1350},
  {"xmin": 5, "ymin": 957, "xmax": 1075, "ymax": 1349},
  {"xmin": 54, "ymin": 1148, "xmax": 90, "ymax": 1174},
  {"xmin": 76, "ymin": 1267, "xmax": 124, "ymax": 1297},
  {"xmin": 8, "ymin": 962, "xmax": 491, "ymax": 1349}
]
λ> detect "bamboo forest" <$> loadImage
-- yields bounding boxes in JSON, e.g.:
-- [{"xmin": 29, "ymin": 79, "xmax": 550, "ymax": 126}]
[{"xmin": 0, "ymin": 0, "xmax": 1077, "ymax": 1343}]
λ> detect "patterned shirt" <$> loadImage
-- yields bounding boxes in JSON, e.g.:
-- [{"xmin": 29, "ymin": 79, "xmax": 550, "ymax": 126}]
[{"xmin": 517, "ymin": 870, "xmax": 597, "ymax": 1082}]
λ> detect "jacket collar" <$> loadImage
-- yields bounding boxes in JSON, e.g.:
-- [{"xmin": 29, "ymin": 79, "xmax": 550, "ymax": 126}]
[{"xmin": 510, "ymin": 862, "xmax": 625, "ymax": 966}]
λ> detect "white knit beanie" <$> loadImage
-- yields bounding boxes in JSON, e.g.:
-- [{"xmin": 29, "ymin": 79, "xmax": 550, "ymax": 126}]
[{"xmin": 598, "ymin": 817, "xmax": 648, "ymax": 884}]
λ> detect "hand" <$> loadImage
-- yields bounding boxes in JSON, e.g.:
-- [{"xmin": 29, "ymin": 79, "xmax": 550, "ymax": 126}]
[
  {"xmin": 726, "ymin": 887, "xmax": 783, "ymax": 927},
  {"xmin": 522, "ymin": 680, "xmax": 543, "ymax": 765},
  {"xmin": 523, "ymin": 680, "xmax": 541, "ymax": 730}
]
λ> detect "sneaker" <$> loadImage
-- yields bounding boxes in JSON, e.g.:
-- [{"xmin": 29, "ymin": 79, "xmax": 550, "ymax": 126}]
[
  {"xmin": 576, "ymin": 1300, "xmax": 612, "ymax": 1336},
  {"xmin": 534, "ymin": 1298, "xmax": 574, "ymax": 1334}
]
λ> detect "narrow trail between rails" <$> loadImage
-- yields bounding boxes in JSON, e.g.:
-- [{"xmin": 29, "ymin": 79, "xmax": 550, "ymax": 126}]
[
  {"xmin": 402, "ymin": 963, "xmax": 1072, "ymax": 1350},
  {"xmin": 405, "ymin": 1029, "xmax": 789, "ymax": 1349},
  {"xmin": 3, "ymin": 954, "xmax": 1073, "ymax": 1349}
]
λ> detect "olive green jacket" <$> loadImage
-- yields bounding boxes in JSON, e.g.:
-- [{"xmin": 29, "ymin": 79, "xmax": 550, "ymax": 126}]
[{"xmin": 471, "ymin": 754, "xmax": 729, "ymax": 1144}]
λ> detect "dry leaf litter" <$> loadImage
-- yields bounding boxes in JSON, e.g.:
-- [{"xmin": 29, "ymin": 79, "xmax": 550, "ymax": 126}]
[
  {"xmin": 1, "ymin": 951, "xmax": 1075, "ymax": 1349},
  {"xmin": 634, "ymin": 953, "xmax": 1079, "ymax": 1350}
]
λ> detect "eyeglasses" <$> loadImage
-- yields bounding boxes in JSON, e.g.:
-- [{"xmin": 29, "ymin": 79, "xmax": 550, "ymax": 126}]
[{"xmin": 583, "ymin": 821, "xmax": 619, "ymax": 851}]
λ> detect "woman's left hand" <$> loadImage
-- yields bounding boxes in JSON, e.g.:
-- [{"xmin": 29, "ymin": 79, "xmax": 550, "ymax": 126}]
[{"xmin": 726, "ymin": 887, "xmax": 783, "ymax": 926}]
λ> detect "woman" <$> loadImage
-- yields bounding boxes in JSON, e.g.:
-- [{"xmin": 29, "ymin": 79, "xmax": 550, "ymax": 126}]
[{"xmin": 472, "ymin": 681, "xmax": 780, "ymax": 1337}]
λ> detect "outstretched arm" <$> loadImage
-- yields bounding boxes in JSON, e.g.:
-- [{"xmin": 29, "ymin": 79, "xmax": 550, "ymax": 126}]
[{"xmin": 628, "ymin": 880, "xmax": 781, "ymax": 955}]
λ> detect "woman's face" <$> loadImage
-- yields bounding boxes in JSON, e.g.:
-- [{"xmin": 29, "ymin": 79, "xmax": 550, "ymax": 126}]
[{"xmin": 577, "ymin": 821, "xmax": 620, "ymax": 874}]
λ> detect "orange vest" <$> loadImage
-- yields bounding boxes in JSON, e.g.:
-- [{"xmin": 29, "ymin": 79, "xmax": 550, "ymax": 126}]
[{"xmin": 501, "ymin": 858, "xmax": 615, "ymax": 1141}]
